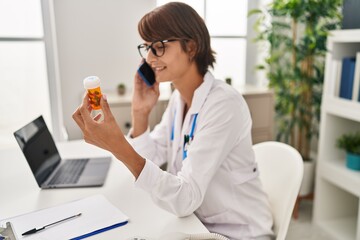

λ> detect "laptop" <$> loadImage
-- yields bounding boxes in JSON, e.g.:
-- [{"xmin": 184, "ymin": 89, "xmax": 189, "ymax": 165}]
[{"xmin": 13, "ymin": 115, "xmax": 111, "ymax": 189}]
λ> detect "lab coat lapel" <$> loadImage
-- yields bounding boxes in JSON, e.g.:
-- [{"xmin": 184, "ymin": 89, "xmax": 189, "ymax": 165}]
[
  {"xmin": 170, "ymin": 72, "xmax": 214, "ymax": 171},
  {"xmin": 170, "ymin": 96, "xmax": 185, "ymax": 172}
]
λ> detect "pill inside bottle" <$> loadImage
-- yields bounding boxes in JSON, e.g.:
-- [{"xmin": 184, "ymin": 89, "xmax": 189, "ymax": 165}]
[{"xmin": 83, "ymin": 76, "xmax": 102, "ymax": 110}]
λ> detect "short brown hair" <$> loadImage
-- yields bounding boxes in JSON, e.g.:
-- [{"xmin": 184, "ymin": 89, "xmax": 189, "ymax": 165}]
[{"xmin": 138, "ymin": 2, "xmax": 216, "ymax": 76}]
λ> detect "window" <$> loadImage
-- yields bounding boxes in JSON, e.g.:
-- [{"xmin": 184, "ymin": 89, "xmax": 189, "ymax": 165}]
[
  {"xmin": 156, "ymin": 0, "xmax": 248, "ymax": 87},
  {"xmin": 0, "ymin": 0, "xmax": 53, "ymax": 149}
]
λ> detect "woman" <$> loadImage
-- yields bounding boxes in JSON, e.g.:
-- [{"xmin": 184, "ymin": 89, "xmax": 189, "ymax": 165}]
[{"xmin": 73, "ymin": 2, "xmax": 274, "ymax": 240}]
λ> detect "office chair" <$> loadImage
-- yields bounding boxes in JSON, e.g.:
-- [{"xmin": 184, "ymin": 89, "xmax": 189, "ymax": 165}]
[{"xmin": 253, "ymin": 141, "xmax": 304, "ymax": 240}]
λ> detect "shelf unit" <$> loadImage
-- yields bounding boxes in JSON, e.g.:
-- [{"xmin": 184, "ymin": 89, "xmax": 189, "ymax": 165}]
[{"xmin": 313, "ymin": 29, "xmax": 360, "ymax": 240}]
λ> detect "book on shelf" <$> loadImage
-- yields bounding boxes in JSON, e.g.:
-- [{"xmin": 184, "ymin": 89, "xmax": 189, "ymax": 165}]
[
  {"xmin": 339, "ymin": 57, "xmax": 356, "ymax": 100},
  {"xmin": 352, "ymin": 52, "xmax": 360, "ymax": 102}
]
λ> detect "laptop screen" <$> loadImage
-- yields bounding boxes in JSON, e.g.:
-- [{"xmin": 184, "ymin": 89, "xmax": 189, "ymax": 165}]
[{"xmin": 13, "ymin": 115, "xmax": 61, "ymax": 185}]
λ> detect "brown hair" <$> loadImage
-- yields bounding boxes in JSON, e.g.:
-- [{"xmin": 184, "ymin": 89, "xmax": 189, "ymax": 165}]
[{"xmin": 138, "ymin": 2, "xmax": 216, "ymax": 76}]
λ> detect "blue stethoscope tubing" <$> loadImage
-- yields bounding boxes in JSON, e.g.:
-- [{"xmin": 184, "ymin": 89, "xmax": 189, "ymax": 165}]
[{"xmin": 170, "ymin": 110, "xmax": 198, "ymax": 160}]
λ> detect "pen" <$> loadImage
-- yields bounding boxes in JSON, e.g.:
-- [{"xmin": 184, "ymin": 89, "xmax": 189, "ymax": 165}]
[{"xmin": 22, "ymin": 213, "xmax": 82, "ymax": 236}]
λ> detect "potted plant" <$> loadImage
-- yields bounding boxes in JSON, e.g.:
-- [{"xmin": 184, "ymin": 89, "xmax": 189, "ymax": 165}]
[
  {"xmin": 249, "ymin": 0, "xmax": 342, "ymax": 198},
  {"xmin": 117, "ymin": 83, "xmax": 126, "ymax": 96},
  {"xmin": 337, "ymin": 131, "xmax": 360, "ymax": 171}
]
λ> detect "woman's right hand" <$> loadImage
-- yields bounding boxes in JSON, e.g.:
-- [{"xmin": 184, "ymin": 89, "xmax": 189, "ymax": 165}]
[
  {"xmin": 132, "ymin": 71, "xmax": 160, "ymax": 115},
  {"xmin": 131, "ymin": 68, "xmax": 160, "ymax": 137}
]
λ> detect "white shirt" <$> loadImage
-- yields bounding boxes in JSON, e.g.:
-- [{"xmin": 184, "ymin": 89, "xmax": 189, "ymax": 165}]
[{"xmin": 128, "ymin": 72, "xmax": 274, "ymax": 240}]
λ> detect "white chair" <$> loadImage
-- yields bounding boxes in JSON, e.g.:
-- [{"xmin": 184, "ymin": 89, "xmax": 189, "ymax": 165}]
[{"xmin": 253, "ymin": 141, "xmax": 304, "ymax": 240}]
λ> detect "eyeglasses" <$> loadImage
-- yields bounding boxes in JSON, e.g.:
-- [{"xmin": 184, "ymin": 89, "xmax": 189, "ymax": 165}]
[{"xmin": 137, "ymin": 39, "xmax": 181, "ymax": 58}]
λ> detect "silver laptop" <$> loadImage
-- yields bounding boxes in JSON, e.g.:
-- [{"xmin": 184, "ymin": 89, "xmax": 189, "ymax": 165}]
[{"xmin": 13, "ymin": 115, "xmax": 111, "ymax": 189}]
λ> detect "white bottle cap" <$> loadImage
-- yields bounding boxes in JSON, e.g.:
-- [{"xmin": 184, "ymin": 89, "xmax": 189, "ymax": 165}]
[{"xmin": 83, "ymin": 76, "xmax": 101, "ymax": 89}]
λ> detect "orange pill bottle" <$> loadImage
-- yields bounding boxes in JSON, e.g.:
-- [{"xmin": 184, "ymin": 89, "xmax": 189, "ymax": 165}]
[{"xmin": 83, "ymin": 76, "xmax": 102, "ymax": 110}]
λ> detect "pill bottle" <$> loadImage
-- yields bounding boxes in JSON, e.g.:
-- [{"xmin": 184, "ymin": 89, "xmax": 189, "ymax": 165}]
[{"xmin": 83, "ymin": 76, "xmax": 102, "ymax": 110}]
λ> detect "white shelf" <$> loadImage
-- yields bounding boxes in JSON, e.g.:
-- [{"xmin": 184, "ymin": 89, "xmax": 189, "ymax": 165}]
[
  {"xmin": 323, "ymin": 96, "xmax": 360, "ymax": 122},
  {"xmin": 314, "ymin": 29, "xmax": 360, "ymax": 240},
  {"xmin": 328, "ymin": 29, "xmax": 360, "ymax": 43},
  {"xmin": 318, "ymin": 217, "xmax": 357, "ymax": 240},
  {"xmin": 319, "ymin": 160, "xmax": 360, "ymax": 197}
]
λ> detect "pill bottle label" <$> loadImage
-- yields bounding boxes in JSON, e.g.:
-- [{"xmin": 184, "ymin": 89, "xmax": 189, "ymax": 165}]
[{"xmin": 87, "ymin": 86, "xmax": 102, "ymax": 110}]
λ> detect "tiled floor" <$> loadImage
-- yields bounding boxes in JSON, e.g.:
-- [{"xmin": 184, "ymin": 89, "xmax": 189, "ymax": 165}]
[{"xmin": 286, "ymin": 199, "xmax": 336, "ymax": 240}]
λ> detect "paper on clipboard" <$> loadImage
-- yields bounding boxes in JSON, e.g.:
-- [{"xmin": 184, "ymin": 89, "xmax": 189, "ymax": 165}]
[{"xmin": 0, "ymin": 195, "xmax": 128, "ymax": 240}]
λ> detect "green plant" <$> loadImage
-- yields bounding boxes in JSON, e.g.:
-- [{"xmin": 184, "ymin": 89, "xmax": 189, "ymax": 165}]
[
  {"xmin": 117, "ymin": 83, "xmax": 126, "ymax": 95},
  {"xmin": 249, "ymin": 0, "xmax": 342, "ymax": 160},
  {"xmin": 117, "ymin": 83, "xmax": 125, "ymax": 89},
  {"xmin": 337, "ymin": 131, "xmax": 360, "ymax": 155}
]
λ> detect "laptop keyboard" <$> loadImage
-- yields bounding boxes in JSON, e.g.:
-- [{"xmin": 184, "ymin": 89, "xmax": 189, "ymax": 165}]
[{"xmin": 49, "ymin": 159, "xmax": 89, "ymax": 185}]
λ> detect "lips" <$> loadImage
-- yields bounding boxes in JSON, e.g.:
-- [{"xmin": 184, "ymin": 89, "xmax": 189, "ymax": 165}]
[{"xmin": 153, "ymin": 66, "xmax": 166, "ymax": 72}]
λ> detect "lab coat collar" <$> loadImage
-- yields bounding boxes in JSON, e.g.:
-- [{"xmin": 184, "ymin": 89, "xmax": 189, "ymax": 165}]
[{"xmin": 188, "ymin": 72, "xmax": 214, "ymax": 115}]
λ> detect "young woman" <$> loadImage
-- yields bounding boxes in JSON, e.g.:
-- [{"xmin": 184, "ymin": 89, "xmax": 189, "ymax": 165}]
[{"xmin": 73, "ymin": 2, "xmax": 274, "ymax": 240}]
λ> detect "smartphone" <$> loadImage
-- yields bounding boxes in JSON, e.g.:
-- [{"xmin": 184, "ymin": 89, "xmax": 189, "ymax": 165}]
[{"xmin": 137, "ymin": 61, "xmax": 156, "ymax": 87}]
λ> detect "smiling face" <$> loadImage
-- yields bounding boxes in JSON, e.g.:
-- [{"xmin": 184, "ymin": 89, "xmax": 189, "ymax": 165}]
[{"xmin": 143, "ymin": 39, "xmax": 195, "ymax": 85}]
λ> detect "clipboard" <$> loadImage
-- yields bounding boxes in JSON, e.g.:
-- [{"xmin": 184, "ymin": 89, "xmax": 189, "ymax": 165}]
[{"xmin": 0, "ymin": 195, "xmax": 129, "ymax": 240}]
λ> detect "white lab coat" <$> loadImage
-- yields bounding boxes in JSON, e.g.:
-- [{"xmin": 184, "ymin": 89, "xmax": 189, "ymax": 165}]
[{"xmin": 127, "ymin": 72, "xmax": 274, "ymax": 240}]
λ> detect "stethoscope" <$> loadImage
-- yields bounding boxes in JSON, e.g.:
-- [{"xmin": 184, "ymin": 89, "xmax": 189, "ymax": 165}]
[{"xmin": 170, "ymin": 110, "xmax": 198, "ymax": 160}]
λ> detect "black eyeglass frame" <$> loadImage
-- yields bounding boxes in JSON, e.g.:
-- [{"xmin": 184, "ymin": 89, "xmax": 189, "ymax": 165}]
[{"xmin": 137, "ymin": 39, "xmax": 182, "ymax": 58}]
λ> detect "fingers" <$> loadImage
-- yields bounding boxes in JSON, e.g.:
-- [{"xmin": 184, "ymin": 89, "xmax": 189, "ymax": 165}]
[
  {"xmin": 99, "ymin": 94, "xmax": 113, "ymax": 120},
  {"xmin": 72, "ymin": 93, "xmax": 93, "ymax": 132},
  {"xmin": 135, "ymin": 71, "xmax": 146, "ymax": 87},
  {"xmin": 72, "ymin": 107, "xmax": 85, "ymax": 132},
  {"xmin": 79, "ymin": 93, "xmax": 93, "ymax": 122}
]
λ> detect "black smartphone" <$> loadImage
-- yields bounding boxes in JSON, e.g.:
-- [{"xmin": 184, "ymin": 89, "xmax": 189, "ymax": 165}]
[{"xmin": 137, "ymin": 61, "xmax": 156, "ymax": 87}]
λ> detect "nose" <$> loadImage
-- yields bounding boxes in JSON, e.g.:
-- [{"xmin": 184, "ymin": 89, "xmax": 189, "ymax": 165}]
[{"xmin": 146, "ymin": 51, "xmax": 157, "ymax": 64}]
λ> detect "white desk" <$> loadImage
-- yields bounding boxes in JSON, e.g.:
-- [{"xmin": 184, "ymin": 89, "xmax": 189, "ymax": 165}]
[{"xmin": 0, "ymin": 140, "xmax": 208, "ymax": 239}]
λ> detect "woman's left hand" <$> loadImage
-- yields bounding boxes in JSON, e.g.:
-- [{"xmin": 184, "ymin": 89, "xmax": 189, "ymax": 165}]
[
  {"xmin": 73, "ymin": 93, "xmax": 146, "ymax": 178},
  {"xmin": 72, "ymin": 93, "xmax": 126, "ymax": 156}
]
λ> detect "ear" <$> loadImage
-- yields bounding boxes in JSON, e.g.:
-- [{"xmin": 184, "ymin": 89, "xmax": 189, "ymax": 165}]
[{"xmin": 186, "ymin": 40, "xmax": 197, "ymax": 59}]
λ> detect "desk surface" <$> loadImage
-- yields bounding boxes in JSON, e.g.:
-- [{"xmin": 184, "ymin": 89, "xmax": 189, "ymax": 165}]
[{"xmin": 0, "ymin": 140, "xmax": 208, "ymax": 239}]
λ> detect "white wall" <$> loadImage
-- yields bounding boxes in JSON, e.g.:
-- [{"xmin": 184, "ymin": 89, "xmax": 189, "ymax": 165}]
[
  {"xmin": 54, "ymin": 0, "xmax": 156, "ymax": 140},
  {"xmin": 246, "ymin": 0, "xmax": 271, "ymax": 86}
]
